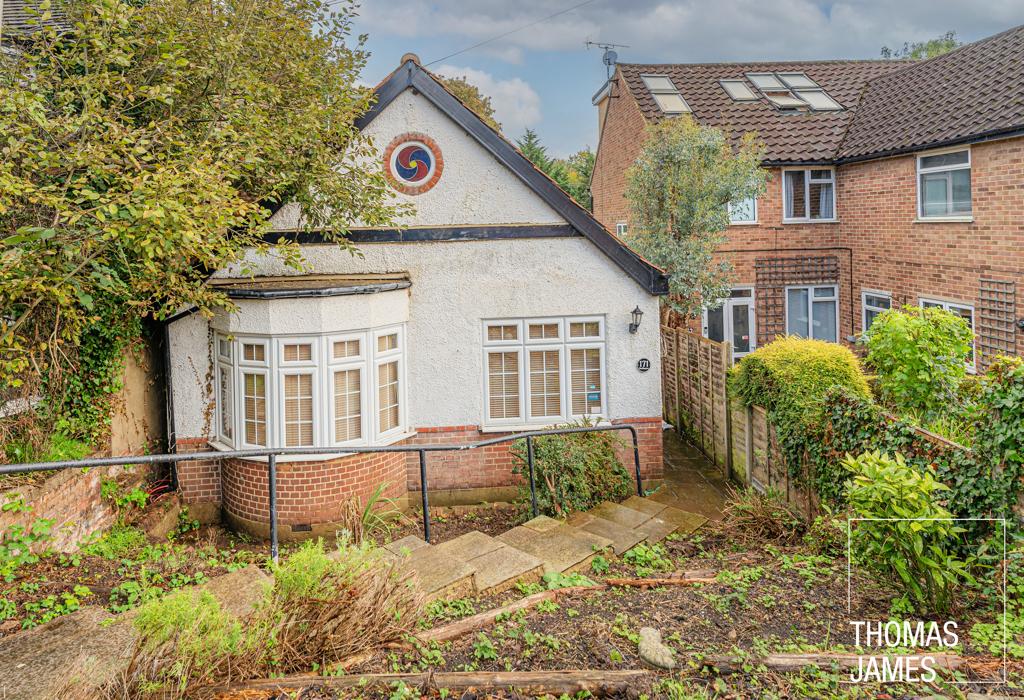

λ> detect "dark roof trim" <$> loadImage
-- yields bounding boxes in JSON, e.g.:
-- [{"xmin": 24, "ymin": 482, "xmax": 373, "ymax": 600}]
[
  {"xmin": 836, "ymin": 125, "xmax": 1024, "ymax": 165},
  {"xmin": 224, "ymin": 280, "xmax": 410, "ymax": 300},
  {"xmin": 266, "ymin": 223, "xmax": 577, "ymax": 245},
  {"xmin": 358, "ymin": 60, "xmax": 668, "ymax": 296}
]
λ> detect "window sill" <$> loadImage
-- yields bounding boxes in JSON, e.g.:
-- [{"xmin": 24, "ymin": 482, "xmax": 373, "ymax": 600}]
[
  {"xmin": 728, "ymin": 220, "xmax": 759, "ymax": 227},
  {"xmin": 480, "ymin": 420, "xmax": 611, "ymax": 434},
  {"xmin": 913, "ymin": 216, "xmax": 973, "ymax": 223},
  {"xmin": 781, "ymin": 219, "xmax": 839, "ymax": 225},
  {"xmin": 207, "ymin": 429, "xmax": 418, "ymax": 462}
]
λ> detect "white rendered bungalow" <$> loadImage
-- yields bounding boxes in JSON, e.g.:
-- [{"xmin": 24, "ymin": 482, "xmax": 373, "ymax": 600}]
[{"xmin": 166, "ymin": 56, "xmax": 668, "ymax": 537}]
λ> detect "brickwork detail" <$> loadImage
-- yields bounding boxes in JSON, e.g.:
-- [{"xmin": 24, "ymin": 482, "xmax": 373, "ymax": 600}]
[
  {"xmin": 755, "ymin": 256, "xmax": 840, "ymax": 346},
  {"xmin": 175, "ymin": 438, "xmax": 221, "ymax": 506}
]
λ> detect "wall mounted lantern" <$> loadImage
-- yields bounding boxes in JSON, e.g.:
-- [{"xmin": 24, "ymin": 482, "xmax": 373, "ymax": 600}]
[{"xmin": 629, "ymin": 306, "xmax": 644, "ymax": 334}]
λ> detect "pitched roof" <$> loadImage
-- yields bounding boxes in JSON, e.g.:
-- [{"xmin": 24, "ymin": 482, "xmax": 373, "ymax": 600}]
[
  {"xmin": 362, "ymin": 59, "xmax": 669, "ymax": 295},
  {"xmin": 838, "ymin": 25, "xmax": 1024, "ymax": 161},
  {"xmin": 618, "ymin": 59, "xmax": 905, "ymax": 163}
]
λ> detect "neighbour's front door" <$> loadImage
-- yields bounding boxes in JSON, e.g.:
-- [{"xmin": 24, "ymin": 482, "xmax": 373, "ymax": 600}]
[{"xmin": 703, "ymin": 288, "xmax": 756, "ymax": 360}]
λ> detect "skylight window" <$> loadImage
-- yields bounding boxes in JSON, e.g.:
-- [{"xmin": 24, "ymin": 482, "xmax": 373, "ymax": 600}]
[
  {"xmin": 794, "ymin": 89, "xmax": 843, "ymax": 111},
  {"xmin": 746, "ymin": 73, "xmax": 786, "ymax": 90},
  {"xmin": 778, "ymin": 72, "xmax": 818, "ymax": 89},
  {"xmin": 720, "ymin": 80, "xmax": 758, "ymax": 101},
  {"xmin": 764, "ymin": 93, "xmax": 807, "ymax": 109},
  {"xmin": 641, "ymin": 74, "xmax": 691, "ymax": 114}
]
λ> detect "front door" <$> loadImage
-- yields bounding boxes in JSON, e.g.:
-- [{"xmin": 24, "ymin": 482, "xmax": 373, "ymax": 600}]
[{"xmin": 703, "ymin": 288, "xmax": 756, "ymax": 360}]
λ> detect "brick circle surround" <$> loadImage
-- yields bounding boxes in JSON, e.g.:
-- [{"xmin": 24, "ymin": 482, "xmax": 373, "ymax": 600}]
[
  {"xmin": 382, "ymin": 132, "xmax": 444, "ymax": 196},
  {"xmin": 221, "ymin": 451, "xmax": 408, "ymax": 538}
]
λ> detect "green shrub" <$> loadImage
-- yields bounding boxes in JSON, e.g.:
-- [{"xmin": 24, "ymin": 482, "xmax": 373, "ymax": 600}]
[
  {"xmin": 510, "ymin": 421, "xmax": 633, "ymax": 517},
  {"xmin": 865, "ymin": 305, "xmax": 973, "ymax": 422},
  {"xmin": 844, "ymin": 451, "xmax": 971, "ymax": 614}
]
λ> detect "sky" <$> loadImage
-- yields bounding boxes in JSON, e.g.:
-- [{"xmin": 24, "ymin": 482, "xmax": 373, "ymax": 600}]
[{"xmin": 352, "ymin": 1, "xmax": 1024, "ymax": 158}]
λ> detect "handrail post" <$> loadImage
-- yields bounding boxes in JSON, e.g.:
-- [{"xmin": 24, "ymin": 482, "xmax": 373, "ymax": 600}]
[
  {"xmin": 526, "ymin": 436, "xmax": 538, "ymax": 518},
  {"xmin": 418, "ymin": 450, "xmax": 431, "ymax": 543},
  {"xmin": 628, "ymin": 426, "xmax": 643, "ymax": 496},
  {"xmin": 268, "ymin": 453, "xmax": 279, "ymax": 564}
]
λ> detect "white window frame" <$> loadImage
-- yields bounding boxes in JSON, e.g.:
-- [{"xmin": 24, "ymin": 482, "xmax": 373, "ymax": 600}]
[
  {"xmin": 782, "ymin": 167, "xmax": 837, "ymax": 223},
  {"xmin": 728, "ymin": 197, "xmax": 758, "ymax": 225},
  {"xmin": 214, "ymin": 335, "xmax": 235, "ymax": 447},
  {"xmin": 919, "ymin": 297, "xmax": 977, "ymax": 372},
  {"xmin": 373, "ymin": 326, "xmax": 406, "ymax": 441},
  {"xmin": 326, "ymin": 332, "xmax": 368, "ymax": 447},
  {"xmin": 482, "ymin": 316, "xmax": 607, "ymax": 428},
  {"xmin": 861, "ymin": 290, "xmax": 892, "ymax": 334},
  {"xmin": 239, "ymin": 367, "xmax": 271, "ymax": 449},
  {"xmin": 615, "ymin": 221, "xmax": 628, "ymax": 236},
  {"xmin": 916, "ymin": 147, "xmax": 972, "ymax": 221},
  {"xmin": 275, "ymin": 336, "xmax": 319, "ymax": 448},
  {"xmin": 784, "ymin": 284, "xmax": 839, "ymax": 342}
]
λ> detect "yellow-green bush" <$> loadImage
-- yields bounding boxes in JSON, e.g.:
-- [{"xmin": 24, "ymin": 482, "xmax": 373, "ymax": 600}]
[{"xmin": 728, "ymin": 336, "xmax": 870, "ymax": 421}]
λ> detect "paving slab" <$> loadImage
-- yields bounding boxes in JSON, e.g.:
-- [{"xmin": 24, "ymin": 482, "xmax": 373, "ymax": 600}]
[
  {"xmin": 635, "ymin": 515, "xmax": 677, "ymax": 544},
  {"xmin": 576, "ymin": 515, "xmax": 646, "ymax": 555},
  {"xmin": 500, "ymin": 524, "xmax": 610, "ymax": 574},
  {"xmin": 621, "ymin": 495, "xmax": 669, "ymax": 517},
  {"xmin": 565, "ymin": 511, "xmax": 595, "ymax": 527},
  {"xmin": 384, "ymin": 535, "xmax": 429, "ymax": 557},
  {"xmin": 522, "ymin": 515, "xmax": 563, "ymax": 532},
  {"xmin": 434, "ymin": 530, "xmax": 505, "ymax": 562},
  {"xmin": 589, "ymin": 501, "xmax": 652, "ymax": 529},
  {"xmin": 470, "ymin": 545, "xmax": 544, "ymax": 595},
  {"xmin": 401, "ymin": 546, "xmax": 475, "ymax": 601},
  {"xmin": 655, "ymin": 504, "xmax": 708, "ymax": 534}
]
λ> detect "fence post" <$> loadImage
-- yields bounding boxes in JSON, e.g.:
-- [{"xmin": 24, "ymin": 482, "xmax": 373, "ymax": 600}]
[
  {"xmin": 418, "ymin": 450, "xmax": 431, "ymax": 543},
  {"xmin": 745, "ymin": 406, "xmax": 754, "ymax": 487},
  {"xmin": 526, "ymin": 436, "xmax": 538, "ymax": 518},
  {"xmin": 268, "ymin": 453, "xmax": 278, "ymax": 564},
  {"xmin": 722, "ymin": 341, "xmax": 733, "ymax": 482}
]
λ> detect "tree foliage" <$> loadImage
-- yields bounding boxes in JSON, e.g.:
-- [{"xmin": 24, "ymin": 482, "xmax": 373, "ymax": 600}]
[
  {"xmin": 881, "ymin": 30, "xmax": 961, "ymax": 59},
  {"xmin": 439, "ymin": 75, "xmax": 501, "ymax": 131},
  {"xmin": 625, "ymin": 117, "xmax": 766, "ymax": 316},
  {"xmin": 0, "ymin": 0, "xmax": 400, "ymax": 439},
  {"xmin": 515, "ymin": 129, "xmax": 595, "ymax": 210}
]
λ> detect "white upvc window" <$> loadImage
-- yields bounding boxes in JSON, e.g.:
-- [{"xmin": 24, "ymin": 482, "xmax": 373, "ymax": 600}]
[
  {"xmin": 615, "ymin": 222, "xmax": 628, "ymax": 236},
  {"xmin": 213, "ymin": 325, "xmax": 407, "ymax": 450},
  {"xmin": 861, "ymin": 290, "xmax": 892, "ymax": 332},
  {"xmin": 785, "ymin": 285, "xmax": 838, "ymax": 342},
  {"xmin": 917, "ymin": 148, "xmax": 972, "ymax": 219},
  {"xmin": 920, "ymin": 297, "xmax": 976, "ymax": 371},
  {"xmin": 783, "ymin": 167, "xmax": 836, "ymax": 222},
  {"xmin": 482, "ymin": 316, "xmax": 606, "ymax": 427},
  {"xmin": 728, "ymin": 196, "xmax": 758, "ymax": 224}
]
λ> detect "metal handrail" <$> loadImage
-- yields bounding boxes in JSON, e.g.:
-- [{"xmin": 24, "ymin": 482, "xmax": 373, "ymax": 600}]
[{"xmin": 0, "ymin": 424, "xmax": 644, "ymax": 561}]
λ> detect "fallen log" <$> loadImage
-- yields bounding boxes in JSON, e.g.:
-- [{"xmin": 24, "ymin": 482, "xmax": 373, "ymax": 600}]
[
  {"xmin": 199, "ymin": 669, "xmax": 650, "ymax": 698},
  {"xmin": 700, "ymin": 651, "xmax": 965, "ymax": 674},
  {"xmin": 603, "ymin": 575, "xmax": 716, "ymax": 588}
]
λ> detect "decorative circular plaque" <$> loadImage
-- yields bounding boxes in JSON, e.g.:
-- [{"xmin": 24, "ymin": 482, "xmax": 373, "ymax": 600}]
[{"xmin": 383, "ymin": 132, "xmax": 444, "ymax": 195}]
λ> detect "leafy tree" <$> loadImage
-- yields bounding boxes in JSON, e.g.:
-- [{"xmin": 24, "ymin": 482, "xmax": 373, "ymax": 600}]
[
  {"xmin": 440, "ymin": 75, "xmax": 501, "ymax": 131},
  {"xmin": 516, "ymin": 130, "xmax": 594, "ymax": 210},
  {"xmin": 881, "ymin": 30, "xmax": 961, "ymax": 59},
  {"xmin": 625, "ymin": 117, "xmax": 766, "ymax": 316},
  {"xmin": 0, "ymin": 0, "xmax": 400, "ymax": 441}
]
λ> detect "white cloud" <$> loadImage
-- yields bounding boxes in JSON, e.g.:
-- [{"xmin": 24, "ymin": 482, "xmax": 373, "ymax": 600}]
[{"xmin": 435, "ymin": 64, "xmax": 542, "ymax": 136}]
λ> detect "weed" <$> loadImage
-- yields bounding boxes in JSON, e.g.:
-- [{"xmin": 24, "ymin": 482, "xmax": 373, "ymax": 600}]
[
  {"xmin": 536, "ymin": 599, "xmax": 559, "ymax": 614},
  {"xmin": 542, "ymin": 570, "xmax": 597, "ymax": 590},
  {"xmin": 590, "ymin": 554, "xmax": 610, "ymax": 575},
  {"xmin": 623, "ymin": 543, "xmax": 672, "ymax": 576},
  {"xmin": 472, "ymin": 633, "xmax": 498, "ymax": 661}
]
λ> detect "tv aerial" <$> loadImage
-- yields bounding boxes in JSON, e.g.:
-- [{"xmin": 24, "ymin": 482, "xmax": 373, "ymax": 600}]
[{"xmin": 585, "ymin": 41, "xmax": 629, "ymax": 78}]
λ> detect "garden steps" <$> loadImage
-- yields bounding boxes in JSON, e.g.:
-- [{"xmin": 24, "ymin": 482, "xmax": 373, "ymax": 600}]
[
  {"xmin": 496, "ymin": 523, "xmax": 612, "ymax": 575},
  {"xmin": 436, "ymin": 531, "xmax": 545, "ymax": 595}
]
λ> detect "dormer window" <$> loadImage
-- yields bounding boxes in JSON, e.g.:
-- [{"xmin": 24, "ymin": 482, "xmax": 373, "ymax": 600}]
[{"xmin": 641, "ymin": 74, "xmax": 691, "ymax": 114}]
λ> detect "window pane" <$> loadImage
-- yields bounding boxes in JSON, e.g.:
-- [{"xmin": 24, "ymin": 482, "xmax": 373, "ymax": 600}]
[
  {"xmin": 333, "ymin": 369, "xmax": 361, "ymax": 442},
  {"xmin": 377, "ymin": 333, "xmax": 398, "ymax": 353},
  {"xmin": 721, "ymin": 80, "xmax": 757, "ymax": 100},
  {"xmin": 786, "ymin": 288, "xmax": 809, "ymax": 337},
  {"xmin": 378, "ymin": 361, "xmax": 400, "ymax": 432},
  {"xmin": 333, "ymin": 339, "xmax": 360, "ymax": 359},
  {"xmin": 920, "ymin": 151, "xmax": 969, "ymax": 169},
  {"xmin": 951, "ymin": 168, "xmax": 971, "ymax": 214},
  {"xmin": 779, "ymin": 73, "xmax": 818, "ymax": 89},
  {"xmin": 652, "ymin": 92, "xmax": 689, "ymax": 113},
  {"xmin": 569, "ymin": 321, "xmax": 600, "ymax": 338},
  {"xmin": 706, "ymin": 306, "xmax": 725, "ymax": 342},
  {"xmin": 487, "ymin": 351, "xmax": 520, "ymax": 420},
  {"xmin": 747, "ymin": 73, "xmax": 786, "ymax": 90},
  {"xmin": 641, "ymin": 75, "xmax": 676, "ymax": 92},
  {"xmin": 812, "ymin": 300, "xmax": 837, "ymax": 342},
  {"xmin": 218, "ymin": 338, "xmax": 231, "ymax": 359},
  {"xmin": 243, "ymin": 343, "xmax": 265, "ymax": 362},
  {"xmin": 571, "ymin": 348, "xmax": 603, "ymax": 415},
  {"xmin": 487, "ymin": 325, "xmax": 518, "ymax": 342},
  {"xmin": 219, "ymin": 366, "xmax": 232, "ymax": 440},
  {"xmin": 921, "ymin": 300, "xmax": 943, "ymax": 309},
  {"xmin": 809, "ymin": 181, "xmax": 834, "ymax": 219},
  {"xmin": 283, "ymin": 343, "xmax": 312, "ymax": 362},
  {"xmin": 243, "ymin": 373, "xmax": 266, "ymax": 446},
  {"xmin": 784, "ymin": 170, "xmax": 806, "ymax": 219},
  {"xmin": 529, "ymin": 350, "xmax": 561, "ymax": 418},
  {"xmin": 864, "ymin": 294, "xmax": 890, "ymax": 309},
  {"xmin": 921, "ymin": 172, "xmax": 950, "ymax": 216},
  {"xmin": 528, "ymin": 323, "xmax": 559, "ymax": 340},
  {"xmin": 728, "ymin": 197, "xmax": 756, "ymax": 223},
  {"xmin": 813, "ymin": 286, "xmax": 834, "ymax": 298},
  {"xmin": 284, "ymin": 373, "xmax": 313, "ymax": 447},
  {"xmin": 731, "ymin": 304, "xmax": 751, "ymax": 353}
]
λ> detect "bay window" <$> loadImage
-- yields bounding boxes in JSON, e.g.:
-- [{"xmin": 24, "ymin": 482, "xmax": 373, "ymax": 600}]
[
  {"xmin": 785, "ymin": 285, "xmax": 838, "ymax": 342},
  {"xmin": 483, "ymin": 317, "xmax": 606, "ymax": 426},
  {"xmin": 917, "ymin": 149, "xmax": 971, "ymax": 219},
  {"xmin": 214, "ymin": 325, "xmax": 406, "ymax": 449},
  {"xmin": 783, "ymin": 168, "xmax": 835, "ymax": 222}
]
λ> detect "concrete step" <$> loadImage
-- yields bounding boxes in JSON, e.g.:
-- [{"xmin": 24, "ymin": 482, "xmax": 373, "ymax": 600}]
[
  {"xmin": 652, "ymin": 503, "xmax": 708, "ymax": 534},
  {"xmin": 385, "ymin": 537, "xmax": 476, "ymax": 601},
  {"xmin": 565, "ymin": 511, "xmax": 645, "ymax": 555},
  {"xmin": 621, "ymin": 495, "xmax": 669, "ymax": 517},
  {"xmin": 435, "ymin": 531, "xmax": 544, "ymax": 595},
  {"xmin": 498, "ymin": 523, "xmax": 611, "ymax": 575},
  {"xmin": 588, "ymin": 500, "xmax": 653, "ymax": 529}
]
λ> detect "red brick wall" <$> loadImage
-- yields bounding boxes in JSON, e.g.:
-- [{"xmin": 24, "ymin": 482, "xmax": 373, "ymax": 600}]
[
  {"xmin": 592, "ymin": 72, "xmax": 648, "ymax": 230},
  {"xmin": 175, "ymin": 437, "xmax": 221, "ymax": 506}
]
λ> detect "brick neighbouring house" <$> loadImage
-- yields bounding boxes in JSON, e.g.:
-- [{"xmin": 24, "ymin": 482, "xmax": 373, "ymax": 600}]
[
  {"xmin": 165, "ymin": 56, "xmax": 668, "ymax": 538},
  {"xmin": 592, "ymin": 25, "xmax": 1024, "ymax": 368}
]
